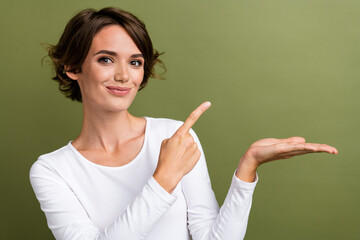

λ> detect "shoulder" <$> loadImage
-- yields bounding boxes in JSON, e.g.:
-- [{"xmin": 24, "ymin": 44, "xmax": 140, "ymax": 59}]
[
  {"xmin": 29, "ymin": 143, "xmax": 73, "ymax": 178},
  {"xmin": 145, "ymin": 116, "xmax": 184, "ymax": 137},
  {"xmin": 145, "ymin": 116, "xmax": 199, "ymax": 140}
]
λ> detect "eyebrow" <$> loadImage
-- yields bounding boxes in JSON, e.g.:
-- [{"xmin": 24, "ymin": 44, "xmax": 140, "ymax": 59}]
[{"xmin": 94, "ymin": 50, "xmax": 143, "ymax": 58}]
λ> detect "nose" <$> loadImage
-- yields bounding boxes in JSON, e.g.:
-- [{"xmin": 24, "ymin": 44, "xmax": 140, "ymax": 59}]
[{"xmin": 114, "ymin": 66, "xmax": 129, "ymax": 83}]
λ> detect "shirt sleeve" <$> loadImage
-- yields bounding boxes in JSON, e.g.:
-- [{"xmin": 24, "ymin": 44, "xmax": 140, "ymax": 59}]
[
  {"xmin": 181, "ymin": 128, "xmax": 258, "ymax": 240},
  {"xmin": 29, "ymin": 159, "xmax": 177, "ymax": 240}
]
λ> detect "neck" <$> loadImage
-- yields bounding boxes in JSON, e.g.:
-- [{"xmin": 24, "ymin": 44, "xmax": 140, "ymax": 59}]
[{"xmin": 73, "ymin": 102, "xmax": 142, "ymax": 153}]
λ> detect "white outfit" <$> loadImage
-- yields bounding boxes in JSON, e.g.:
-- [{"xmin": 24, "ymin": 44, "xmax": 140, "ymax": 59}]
[{"xmin": 29, "ymin": 117, "xmax": 258, "ymax": 240}]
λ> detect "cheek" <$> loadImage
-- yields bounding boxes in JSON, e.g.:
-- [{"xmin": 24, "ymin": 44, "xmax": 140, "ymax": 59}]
[
  {"xmin": 86, "ymin": 66, "xmax": 113, "ymax": 85},
  {"xmin": 132, "ymin": 70, "xmax": 144, "ymax": 87},
  {"xmin": 78, "ymin": 67, "xmax": 112, "ymax": 94},
  {"xmin": 94, "ymin": 65, "xmax": 113, "ymax": 79},
  {"xmin": 138, "ymin": 71, "xmax": 145, "ymax": 84}
]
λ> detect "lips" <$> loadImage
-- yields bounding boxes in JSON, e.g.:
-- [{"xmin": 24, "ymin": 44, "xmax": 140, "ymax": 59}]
[
  {"xmin": 106, "ymin": 86, "xmax": 131, "ymax": 96},
  {"xmin": 106, "ymin": 86, "xmax": 131, "ymax": 91}
]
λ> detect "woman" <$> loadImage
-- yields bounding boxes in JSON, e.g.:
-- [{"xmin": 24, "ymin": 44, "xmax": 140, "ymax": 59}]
[{"xmin": 30, "ymin": 7, "xmax": 338, "ymax": 240}]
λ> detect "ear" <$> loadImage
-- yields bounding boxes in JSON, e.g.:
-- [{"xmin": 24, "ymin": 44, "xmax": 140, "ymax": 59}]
[{"xmin": 64, "ymin": 65, "xmax": 80, "ymax": 80}]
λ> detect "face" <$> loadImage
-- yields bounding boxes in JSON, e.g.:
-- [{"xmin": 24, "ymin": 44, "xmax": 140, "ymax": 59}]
[{"xmin": 66, "ymin": 24, "xmax": 144, "ymax": 113}]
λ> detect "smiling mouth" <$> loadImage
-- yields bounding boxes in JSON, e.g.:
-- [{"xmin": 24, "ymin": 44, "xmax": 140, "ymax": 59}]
[{"xmin": 106, "ymin": 86, "xmax": 131, "ymax": 96}]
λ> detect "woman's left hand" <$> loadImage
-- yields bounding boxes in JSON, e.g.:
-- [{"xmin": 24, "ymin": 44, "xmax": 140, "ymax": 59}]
[{"xmin": 235, "ymin": 137, "xmax": 338, "ymax": 182}]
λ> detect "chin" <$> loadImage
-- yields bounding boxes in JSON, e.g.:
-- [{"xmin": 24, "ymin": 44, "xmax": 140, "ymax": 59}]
[{"xmin": 108, "ymin": 102, "xmax": 132, "ymax": 112}]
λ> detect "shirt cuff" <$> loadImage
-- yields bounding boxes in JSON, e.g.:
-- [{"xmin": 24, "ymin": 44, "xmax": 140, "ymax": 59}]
[
  {"xmin": 232, "ymin": 170, "xmax": 259, "ymax": 191},
  {"xmin": 149, "ymin": 176, "xmax": 178, "ymax": 202}
]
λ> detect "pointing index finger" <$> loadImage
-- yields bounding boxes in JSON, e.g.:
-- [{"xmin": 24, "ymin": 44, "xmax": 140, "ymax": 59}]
[{"xmin": 175, "ymin": 101, "xmax": 211, "ymax": 135}]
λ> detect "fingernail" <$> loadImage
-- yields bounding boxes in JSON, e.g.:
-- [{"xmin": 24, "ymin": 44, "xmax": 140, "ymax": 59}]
[{"xmin": 204, "ymin": 101, "xmax": 211, "ymax": 107}]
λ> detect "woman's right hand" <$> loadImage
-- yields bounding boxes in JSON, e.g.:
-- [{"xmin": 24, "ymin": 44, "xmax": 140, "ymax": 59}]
[{"xmin": 153, "ymin": 102, "xmax": 211, "ymax": 193}]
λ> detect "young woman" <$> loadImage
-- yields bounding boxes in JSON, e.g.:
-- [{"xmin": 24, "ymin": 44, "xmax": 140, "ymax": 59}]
[{"xmin": 30, "ymin": 7, "xmax": 338, "ymax": 240}]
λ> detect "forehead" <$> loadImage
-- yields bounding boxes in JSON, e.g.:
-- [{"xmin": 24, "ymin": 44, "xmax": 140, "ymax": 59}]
[{"xmin": 89, "ymin": 25, "xmax": 141, "ymax": 54}]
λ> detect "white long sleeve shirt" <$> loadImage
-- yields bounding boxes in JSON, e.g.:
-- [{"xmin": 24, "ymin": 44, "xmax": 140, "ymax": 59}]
[{"xmin": 29, "ymin": 117, "xmax": 258, "ymax": 240}]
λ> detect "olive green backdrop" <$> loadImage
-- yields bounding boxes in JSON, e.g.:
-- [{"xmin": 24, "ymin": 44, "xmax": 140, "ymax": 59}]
[{"xmin": 1, "ymin": 0, "xmax": 359, "ymax": 239}]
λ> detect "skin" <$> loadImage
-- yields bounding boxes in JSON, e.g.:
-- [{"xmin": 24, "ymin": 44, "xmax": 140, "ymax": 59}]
[
  {"xmin": 65, "ymin": 24, "xmax": 338, "ymax": 193},
  {"xmin": 65, "ymin": 25, "xmax": 147, "ymax": 167}
]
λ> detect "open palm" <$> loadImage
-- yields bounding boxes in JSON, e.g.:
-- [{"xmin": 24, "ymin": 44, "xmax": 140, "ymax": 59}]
[{"xmin": 246, "ymin": 137, "xmax": 338, "ymax": 166}]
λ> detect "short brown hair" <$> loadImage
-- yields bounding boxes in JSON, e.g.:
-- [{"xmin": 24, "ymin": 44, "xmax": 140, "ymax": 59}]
[{"xmin": 46, "ymin": 7, "xmax": 164, "ymax": 102}]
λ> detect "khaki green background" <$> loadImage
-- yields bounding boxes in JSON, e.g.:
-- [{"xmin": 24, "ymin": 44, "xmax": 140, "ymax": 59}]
[{"xmin": 1, "ymin": 0, "xmax": 359, "ymax": 239}]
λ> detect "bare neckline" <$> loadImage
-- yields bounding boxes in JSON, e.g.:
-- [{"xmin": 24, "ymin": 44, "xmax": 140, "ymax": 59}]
[{"xmin": 67, "ymin": 116, "xmax": 149, "ymax": 170}]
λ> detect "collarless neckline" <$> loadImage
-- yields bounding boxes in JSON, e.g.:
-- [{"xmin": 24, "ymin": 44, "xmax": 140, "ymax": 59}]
[{"xmin": 67, "ymin": 116, "xmax": 150, "ymax": 170}]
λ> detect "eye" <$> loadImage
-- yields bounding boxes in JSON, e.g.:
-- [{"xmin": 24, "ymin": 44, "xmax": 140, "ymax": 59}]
[
  {"xmin": 130, "ymin": 60, "xmax": 143, "ymax": 67},
  {"xmin": 98, "ymin": 57, "xmax": 113, "ymax": 64}
]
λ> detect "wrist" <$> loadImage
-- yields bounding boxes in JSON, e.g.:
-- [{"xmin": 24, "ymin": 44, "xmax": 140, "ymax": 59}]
[
  {"xmin": 235, "ymin": 154, "xmax": 259, "ymax": 183},
  {"xmin": 153, "ymin": 169, "xmax": 181, "ymax": 194}
]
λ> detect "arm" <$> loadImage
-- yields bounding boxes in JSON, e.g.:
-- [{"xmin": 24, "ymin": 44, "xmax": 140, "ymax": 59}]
[
  {"xmin": 181, "ymin": 128, "xmax": 258, "ymax": 240},
  {"xmin": 173, "ymin": 132, "xmax": 338, "ymax": 240},
  {"xmin": 151, "ymin": 102, "xmax": 337, "ymax": 240},
  {"xmin": 151, "ymin": 102, "xmax": 257, "ymax": 239},
  {"xmin": 29, "ymin": 159, "xmax": 176, "ymax": 240}
]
